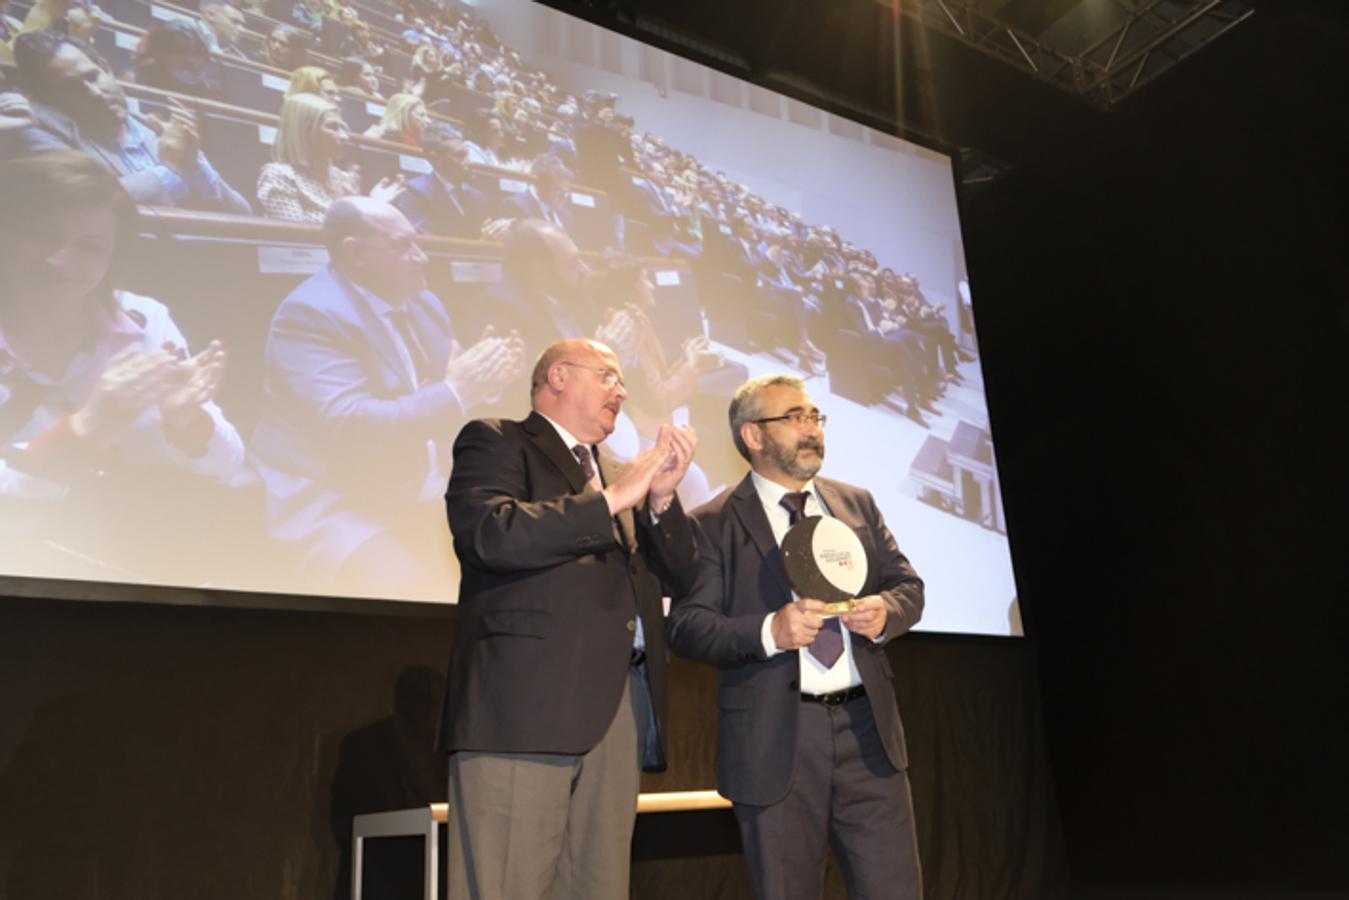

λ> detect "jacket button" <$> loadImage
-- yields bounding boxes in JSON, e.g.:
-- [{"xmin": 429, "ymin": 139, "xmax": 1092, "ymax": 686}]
[
  {"xmin": 788, "ymin": 680, "xmax": 798, "ymax": 690},
  {"xmin": 626, "ymin": 618, "xmax": 637, "ymax": 632}
]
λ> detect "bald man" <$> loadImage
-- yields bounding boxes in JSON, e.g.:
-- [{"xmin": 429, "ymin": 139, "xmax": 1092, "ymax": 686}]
[
  {"xmin": 250, "ymin": 197, "xmax": 525, "ymax": 599},
  {"xmin": 437, "ymin": 337, "xmax": 699, "ymax": 900}
]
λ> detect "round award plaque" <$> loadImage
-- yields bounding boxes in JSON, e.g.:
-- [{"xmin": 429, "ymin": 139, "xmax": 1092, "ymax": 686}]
[{"xmin": 780, "ymin": 516, "xmax": 869, "ymax": 614}]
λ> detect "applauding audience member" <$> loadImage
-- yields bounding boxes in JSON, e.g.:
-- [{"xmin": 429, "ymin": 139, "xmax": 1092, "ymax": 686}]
[
  {"xmin": 8, "ymin": 31, "xmax": 251, "ymax": 214},
  {"xmin": 249, "ymin": 197, "xmax": 525, "ymax": 598},
  {"xmin": 258, "ymin": 93, "xmax": 401, "ymax": 223},
  {"xmin": 0, "ymin": 152, "xmax": 245, "ymax": 575}
]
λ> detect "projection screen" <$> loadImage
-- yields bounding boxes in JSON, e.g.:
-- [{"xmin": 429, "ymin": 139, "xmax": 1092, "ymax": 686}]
[{"xmin": 0, "ymin": 0, "xmax": 1020, "ymax": 635}]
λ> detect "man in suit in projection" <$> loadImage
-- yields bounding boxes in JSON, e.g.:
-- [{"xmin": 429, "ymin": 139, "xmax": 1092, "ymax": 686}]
[
  {"xmin": 391, "ymin": 121, "xmax": 490, "ymax": 239},
  {"xmin": 249, "ymin": 197, "xmax": 524, "ymax": 599},
  {"xmin": 437, "ymin": 337, "xmax": 699, "ymax": 900},
  {"xmin": 667, "ymin": 373, "xmax": 925, "ymax": 900}
]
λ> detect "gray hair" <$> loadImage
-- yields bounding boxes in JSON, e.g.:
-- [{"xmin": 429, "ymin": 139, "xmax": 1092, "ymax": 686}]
[{"xmin": 728, "ymin": 373, "xmax": 805, "ymax": 461}]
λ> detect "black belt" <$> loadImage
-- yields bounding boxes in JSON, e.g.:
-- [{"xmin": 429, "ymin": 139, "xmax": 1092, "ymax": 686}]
[
  {"xmin": 801, "ymin": 685, "xmax": 866, "ymax": 706},
  {"xmin": 630, "ymin": 648, "xmax": 647, "ymax": 667}
]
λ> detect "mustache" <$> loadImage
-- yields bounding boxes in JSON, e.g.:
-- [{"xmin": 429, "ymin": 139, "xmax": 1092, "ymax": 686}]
[{"xmin": 795, "ymin": 438, "xmax": 823, "ymax": 453}]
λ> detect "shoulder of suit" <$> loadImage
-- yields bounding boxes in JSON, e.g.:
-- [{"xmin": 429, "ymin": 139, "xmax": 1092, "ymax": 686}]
[{"xmin": 689, "ymin": 485, "xmax": 734, "ymax": 523}]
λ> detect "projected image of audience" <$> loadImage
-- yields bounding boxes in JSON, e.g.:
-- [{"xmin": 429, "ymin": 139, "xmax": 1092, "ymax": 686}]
[
  {"xmin": 0, "ymin": 152, "xmax": 246, "ymax": 582},
  {"xmin": 0, "ymin": 0, "xmax": 1013, "ymax": 633}
]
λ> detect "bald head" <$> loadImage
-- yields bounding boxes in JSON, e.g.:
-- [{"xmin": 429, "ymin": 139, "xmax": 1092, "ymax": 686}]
[
  {"xmin": 324, "ymin": 197, "xmax": 428, "ymax": 301},
  {"xmin": 531, "ymin": 338, "xmax": 626, "ymax": 444}
]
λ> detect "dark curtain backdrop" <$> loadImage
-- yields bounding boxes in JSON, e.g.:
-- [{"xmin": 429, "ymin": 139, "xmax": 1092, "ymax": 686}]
[{"xmin": 0, "ymin": 595, "xmax": 1063, "ymax": 900}]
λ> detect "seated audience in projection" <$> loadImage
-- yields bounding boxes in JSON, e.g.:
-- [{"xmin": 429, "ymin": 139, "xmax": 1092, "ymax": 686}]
[
  {"xmin": 831, "ymin": 271, "xmax": 940, "ymax": 426},
  {"xmin": 497, "ymin": 152, "xmax": 575, "ymax": 236},
  {"xmin": 462, "ymin": 113, "xmax": 509, "ymax": 168},
  {"xmin": 336, "ymin": 56, "xmax": 383, "ymax": 101},
  {"xmin": 755, "ymin": 237, "xmax": 827, "ymax": 374},
  {"xmin": 61, "ymin": 3, "xmax": 99, "ymax": 44},
  {"xmin": 363, "ymin": 92, "xmax": 428, "ymax": 147},
  {"xmin": 285, "ymin": 65, "xmax": 341, "ymax": 104},
  {"xmin": 0, "ymin": 0, "xmax": 21, "ymax": 68},
  {"xmin": 257, "ymin": 93, "xmax": 401, "ymax": 223},
  {"xmin": 133, "ymin": 20, "xmax": 217, "ymax": 99},
  {"xmin": 266, "ymin": 24, "xmax": 310, "ymax": 72},
  {"xmin": 197, "ymin": 2, "xmax": 250, "ymax": 60},
  {"xmin": 391, "ymin": 121, "xmax": 490, "ymax": 239},
  {"xmin": 0, "ymin": 152, "xmax": 245, "ymax": 575},
  {"xmin": 475, "ymin": 219, "xmax": 638, "ymax": 376},
  {"xmin": 590, "ymin": 252, "xmax": 728, "ymax": 506},
  {"xmin": 6, "ymin": 32, "xmax": 252, "ymax": 214},
  {"xmin": 248, "ymin": 197, "xmax": 526, "ymax": 598}
]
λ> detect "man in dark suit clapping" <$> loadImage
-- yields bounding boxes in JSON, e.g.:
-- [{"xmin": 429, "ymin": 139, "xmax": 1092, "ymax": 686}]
[
  {"xmin": 668, "ymin": 373, "xmax": 925, "ymax": 900},
  {"xmin": 438, "ymin": 337, "xmax": 699, "ymax": 900}
]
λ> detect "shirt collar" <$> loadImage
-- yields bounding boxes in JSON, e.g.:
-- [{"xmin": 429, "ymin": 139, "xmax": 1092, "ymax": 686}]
[
  {"xmin": 538, "ymin": 412, "xmax": 588, "ymax": 457},
  {"xmin": 750, "ymin": 469, "xmax": 818, "ymax": 510}
]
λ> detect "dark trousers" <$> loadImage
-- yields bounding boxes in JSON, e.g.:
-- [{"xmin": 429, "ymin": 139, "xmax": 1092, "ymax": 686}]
[{"xmin": 733, "ymin": 695, "xmax": 922, "ymax": 900}]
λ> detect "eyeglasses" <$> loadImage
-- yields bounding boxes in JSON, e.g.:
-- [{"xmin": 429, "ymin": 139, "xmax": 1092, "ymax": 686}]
[
  {"xmin": 558, "ymin": 361, "xmax": 625, "ymax": 390},
  {"xmin": 752, "ymin": 412, "xmax": 827, "ymax": 429}
]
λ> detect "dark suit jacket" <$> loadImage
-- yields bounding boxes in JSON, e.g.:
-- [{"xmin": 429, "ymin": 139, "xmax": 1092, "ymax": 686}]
[
  {"xmin": 392, "ymin": 173, "xmax": 489, "ymax": 239},
  {"xmin": 436, "ymin": 411, "xmax": 698, "ymax": 771},
  {"xmin": 501, "ymin": 186, "xmax": 576, "ymax": 236},
  {"xmin": 250, "ymin": 265, "xmax": 462, "ymax": 519},
  {"xmin": 666, "ymin": 474, "xmax": 924, "ymax": 805}
]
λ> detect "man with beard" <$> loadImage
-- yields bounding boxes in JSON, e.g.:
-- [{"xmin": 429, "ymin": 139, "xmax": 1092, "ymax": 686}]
[
  {"xmin": 8, "ymin": 31, "xmax": 250, "ymax": 213},
  {"xmin": 667, "ymin": 373, "xmax": 925, "ymax": 900}
]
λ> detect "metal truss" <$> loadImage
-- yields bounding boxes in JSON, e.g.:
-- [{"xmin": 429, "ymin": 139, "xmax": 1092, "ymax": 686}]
[{"xmin": 893, "ymin": 0, "xmax": 1255, "ymax": 107}]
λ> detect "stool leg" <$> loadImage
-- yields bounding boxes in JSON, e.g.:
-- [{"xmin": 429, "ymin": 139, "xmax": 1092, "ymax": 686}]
[
  {"xmin": 425, "ymin": 820, "xmax": 438, "ymax": 900},
  {"xmin": 352, "ymin": 835, "xmax": 364, "ymax": 900}
]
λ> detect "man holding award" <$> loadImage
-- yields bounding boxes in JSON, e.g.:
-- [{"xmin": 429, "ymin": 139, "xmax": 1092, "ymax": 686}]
[{"xmin": 666, "ymin": 373, "xmax": 925, "ymax": 900}]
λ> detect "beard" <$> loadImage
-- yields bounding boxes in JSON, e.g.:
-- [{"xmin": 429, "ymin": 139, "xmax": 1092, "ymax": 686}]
[{"xmin": 764, "ymin": 430, "xmax": 824, "ymax": 481}]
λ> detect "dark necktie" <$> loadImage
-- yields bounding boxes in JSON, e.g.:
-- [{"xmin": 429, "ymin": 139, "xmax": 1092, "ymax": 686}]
[
  {"xmin": 388, "ymin": 307, "xmax": 431, "ymax": 387},
  {"xmin": 572, "ymin": 443, "xmax": 597, "ymax": 485},
  {"xmin": 780, "ymin": 491, "xmax": 844, "ymax": 669}
]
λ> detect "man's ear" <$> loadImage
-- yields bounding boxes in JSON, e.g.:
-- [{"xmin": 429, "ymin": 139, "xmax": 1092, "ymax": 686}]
[
  {"xmin": 547, "ymin": 362, "xmax": 567, "ymax": 392},
  {"xmin": 740, "ymin": 421, "xmax": 762, "ymax": 456}
]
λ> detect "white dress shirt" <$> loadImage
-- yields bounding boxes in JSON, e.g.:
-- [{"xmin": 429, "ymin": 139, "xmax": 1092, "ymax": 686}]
[{"xmin": 752, "ymin": 470, "xmax": 863, "ymax": 694}]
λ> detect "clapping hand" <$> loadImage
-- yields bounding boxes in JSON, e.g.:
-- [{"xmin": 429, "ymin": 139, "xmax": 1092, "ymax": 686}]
[
  {"xmin": 369, "ymin": 174, "xmax": 405, "ymax": 203},
  {"xmin": 646, "ymin": 423, "xmax": 697, "ymax": 511},
  {"xmin": 160, "ymin": 340, "xmax": 226, "ymax": 431},
  {"xmin": 70, "ymin": 348, "xmax": 190, "ymax": 447},
  {"xmin": 443, "ymin": 326, "xmax": 525, "ymax": 410}
]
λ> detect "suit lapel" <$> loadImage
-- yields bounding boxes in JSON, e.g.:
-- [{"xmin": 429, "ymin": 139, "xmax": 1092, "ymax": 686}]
[
  {"xmin": 727, "ymin": 474, "xmax": 793, "ymax": 599},
  {"xmin": 597, "ymin": 449, "xmax": 637, "ymax": 554},
  {"xmin": 522, "ymin": 412, "xmax": 588, "ymax": 494}
]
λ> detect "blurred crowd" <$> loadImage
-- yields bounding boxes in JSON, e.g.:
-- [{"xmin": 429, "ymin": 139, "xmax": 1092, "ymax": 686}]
[{"xmin": 0, "ymin": 0, "xmax": 975, "ymax": 593}]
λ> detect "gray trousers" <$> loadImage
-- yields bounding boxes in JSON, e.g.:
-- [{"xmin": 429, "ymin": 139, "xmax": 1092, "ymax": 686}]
[
  {"xmin": 734, "ymin": 695, "xmax": 923, "ymax": 900},
  {"xmin": 446, "ymin": 669, "xmax": 642, "ymax": 900}
]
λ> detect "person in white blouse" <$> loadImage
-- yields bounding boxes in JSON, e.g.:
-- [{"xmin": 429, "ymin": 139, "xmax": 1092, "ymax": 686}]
[
  {"xmin": 258, "ymin": 93, "xmax": 399, "ymax": 224},
  {"xmin": 0, "ymin": 151, "xmax": 245, "ymax": 580},
  {"xmin": 667, "ymin": 373, "xmax": 925, "ymax": 900}
]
